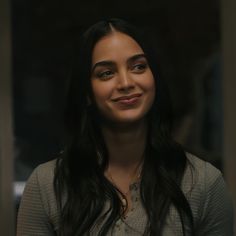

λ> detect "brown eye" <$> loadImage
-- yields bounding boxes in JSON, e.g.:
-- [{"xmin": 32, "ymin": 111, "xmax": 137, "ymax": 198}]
[
  {"xmin": 132, "ymin": 63, "xmax": 148, "ymax": 72},
  {"xmin": 97, "ymin": 70, "xmax": 114, "ymax": 80}
]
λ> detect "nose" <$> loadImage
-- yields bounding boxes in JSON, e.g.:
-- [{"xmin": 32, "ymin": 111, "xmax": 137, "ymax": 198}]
[{"xmin": 117, "ymin": 70, "xmax": 135, "ymax": 92}]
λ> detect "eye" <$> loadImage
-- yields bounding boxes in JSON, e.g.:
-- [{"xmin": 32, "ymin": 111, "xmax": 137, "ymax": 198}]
[
  {"xmin": 132, "ymin": 63, "xmax": 148, "ymax": 73},
  {"xmin": 96, "ymin": 70, "xmax": 114, "ymax": 80}
]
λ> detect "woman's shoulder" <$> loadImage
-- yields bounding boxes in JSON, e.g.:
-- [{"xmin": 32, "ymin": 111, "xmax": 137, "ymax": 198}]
[
  {"xmin": 183, "ymin": 154, "xmax": 234, "ymax": 234},
  {"xmin": 33, "ymin": 159, "xmax": 57, "ymax": 179},
  {"xmin": 26, "ymin": 159, "xmax": 57, "ymax": 188},
  {"xmin": 27, "ymin": 159, "xmax": 58, "ymax": 201},
  {"xmin": 185, "ymin": 152, "xmax": 222, "ymax": 182},
  {"xmin": 18, "ymin": 159, "xmax": 60, "ymax": 233},
  {"xmin": 26, "ymin": 158, "xmax": 57, "ymax": 192},
  {"xmin": 23, "ymin": 159, "xmax": 59, "ymax": 225},
  {"xmin": 181, "ymin": 152, "xmax": 224, "ymax": 198}
]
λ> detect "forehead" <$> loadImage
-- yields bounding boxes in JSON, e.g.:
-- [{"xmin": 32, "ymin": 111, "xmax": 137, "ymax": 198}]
[{"xmin": 92, "ymin": 31, "xmax": 144, "ymax": 64}]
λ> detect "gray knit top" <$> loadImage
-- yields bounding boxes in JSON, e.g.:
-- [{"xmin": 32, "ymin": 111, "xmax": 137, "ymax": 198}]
[{"xmin": 17, "ymin": 154, "xmax": 234, "ymax": 235}]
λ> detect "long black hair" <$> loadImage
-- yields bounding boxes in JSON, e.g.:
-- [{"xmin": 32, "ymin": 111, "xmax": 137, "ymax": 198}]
[{"xmin": 54, "ymin": 18, "xmax": 195, "ymax": 235}]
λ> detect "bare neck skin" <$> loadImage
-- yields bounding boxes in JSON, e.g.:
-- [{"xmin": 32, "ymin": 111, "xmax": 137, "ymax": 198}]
[{"xmin": 102, "ymin": 120, "xmax": 147, "ymax": 191}]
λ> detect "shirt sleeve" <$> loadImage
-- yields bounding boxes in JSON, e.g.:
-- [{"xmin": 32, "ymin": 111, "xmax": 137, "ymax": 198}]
[
  {"xmin": 197, "ymin": 162, "xmax": 234, "ymax": 236},
  {"xmin": 17, "ymin": 167, "xmax": 55, "ymax": 236}
]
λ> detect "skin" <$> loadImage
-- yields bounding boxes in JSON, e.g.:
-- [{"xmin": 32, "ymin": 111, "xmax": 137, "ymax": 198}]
[
  {"xmin": 91, "ymin": 31, "xmax": 155, "ymax": 125},
  {"xmin": 90, "ymin": 31, "xmax": 155, "ymax": 211}
]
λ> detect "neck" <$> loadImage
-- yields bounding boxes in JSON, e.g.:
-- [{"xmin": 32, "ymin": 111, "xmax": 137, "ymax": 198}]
[
  {"xmin": 101, "ymin": 120, "xmax": 147, "ymax": 169},
  {"xmin": 102, "ymin": 120, "xmax": 147, "ymax": 206}
]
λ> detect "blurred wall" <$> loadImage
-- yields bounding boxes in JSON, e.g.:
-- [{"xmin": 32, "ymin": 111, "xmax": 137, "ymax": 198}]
[
  {"xmin": 221, "ymin": 0, "xmax": 236, "ymax": 226},
  {"xmin": 0, "ymin": 0, "xmax": 15, "ymax": 235}
]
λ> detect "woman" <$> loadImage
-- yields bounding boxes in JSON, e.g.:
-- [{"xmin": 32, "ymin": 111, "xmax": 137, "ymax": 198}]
[{"xmin": 17, "ymin": 18, "xmax": 234, "ymax": 235}]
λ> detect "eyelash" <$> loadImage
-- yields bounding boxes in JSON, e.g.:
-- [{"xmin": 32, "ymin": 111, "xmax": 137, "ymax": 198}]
[
  {"xmin": 96, "ymin": 70, "xmax": 114, "ymax": 80},
  {"xmin": 95, "ymin": 63, "xmax": 148, "ymax": 80},
  {"xmin": 132, "ymin": 63, "xmax": 148, "ymax": 72}
]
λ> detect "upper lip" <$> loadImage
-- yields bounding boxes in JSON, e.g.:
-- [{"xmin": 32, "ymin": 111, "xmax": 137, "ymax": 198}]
[{"xmin": 112, "ymin": 93, "xmax": 142, "ymax": 102}]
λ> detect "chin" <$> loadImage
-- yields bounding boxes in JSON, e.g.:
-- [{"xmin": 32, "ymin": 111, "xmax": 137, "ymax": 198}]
[{"xmin": 110, "ymin": 111, "xmax": 147, "ymax": 124}]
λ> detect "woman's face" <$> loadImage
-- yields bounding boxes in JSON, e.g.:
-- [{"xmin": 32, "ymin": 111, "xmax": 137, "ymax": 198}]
[{"xmin": 90, "ymin": 31, "xmax": 155, "ymax": 125}]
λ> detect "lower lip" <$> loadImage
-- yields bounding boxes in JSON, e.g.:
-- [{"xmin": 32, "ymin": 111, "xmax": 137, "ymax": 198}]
[{"xmin": 116, "ymin": 96, "xmax": 141, "ymax": 106}]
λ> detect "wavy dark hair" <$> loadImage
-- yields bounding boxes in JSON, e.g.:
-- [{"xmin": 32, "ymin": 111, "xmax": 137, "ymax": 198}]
[{"xmin": 54, "ymin": 18, "xmax": 195, "ymax": 235}]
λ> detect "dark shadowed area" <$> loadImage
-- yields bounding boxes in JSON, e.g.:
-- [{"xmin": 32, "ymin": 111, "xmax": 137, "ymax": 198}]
[{"xmin": 12, "ymin": 0, "xmax": 222, "ymax": 181}]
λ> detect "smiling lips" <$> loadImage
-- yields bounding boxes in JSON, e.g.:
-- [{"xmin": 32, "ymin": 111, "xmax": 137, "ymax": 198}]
[{"xmin": 112, "ymin": 93, "xmax": 142, "ymax": 105}]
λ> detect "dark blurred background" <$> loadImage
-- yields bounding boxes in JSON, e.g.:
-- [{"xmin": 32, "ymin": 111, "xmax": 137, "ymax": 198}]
[{"xmin": 12, "ymin": 0, "xmax": 223, "ymax": 183}]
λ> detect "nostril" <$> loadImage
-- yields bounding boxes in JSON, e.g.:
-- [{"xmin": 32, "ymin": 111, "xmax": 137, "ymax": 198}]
[
  {"xmin": 117, "ymin": 76, "xmax": 135, "ymax": 91},
  {"xmin": 117, "ymin": 82, "xmax": 135, "ymax": 92}
]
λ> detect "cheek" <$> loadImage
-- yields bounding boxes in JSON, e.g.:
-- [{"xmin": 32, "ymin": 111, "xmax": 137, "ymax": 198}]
[
  {"xmin": 144, "ymin": 75, "xmax": 156, "ymax": 95},
  {"xmin": 91, "ymin": 82, "xmax": 112, "ymax": 104}
]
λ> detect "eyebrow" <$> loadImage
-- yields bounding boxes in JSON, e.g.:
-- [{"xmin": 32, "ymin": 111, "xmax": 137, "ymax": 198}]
[
  {"xmin": 127, "ymin": 53, "xmax": 147, "ymax": 64},
  {"xmin": 91, "ymin": 53, "xmax": 147, "ymax": 72}
]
